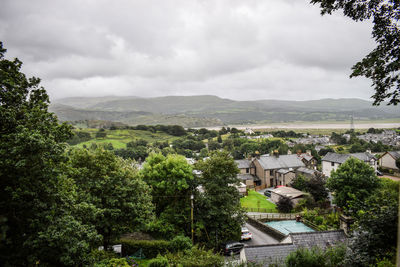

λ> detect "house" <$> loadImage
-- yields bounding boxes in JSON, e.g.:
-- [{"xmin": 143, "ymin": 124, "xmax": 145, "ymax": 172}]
[
  {"xmin": 270, "ymin": 186, "xmax": 306, "ymax": 206},
  {"xmin": 236, "ymin": 159, "xmax": 260, "ymax": 187},
  {"xmin": 245, "ymin": 231, "xmax": 346, "ymax": 266},
  {"xmin": 297, "ymin": 151, "xmax": 317, "ymax": 169},
  {"xmin": 253, "ymin": 154, "xmax": 305, "ymax": 187},
  {"xmin": 379, "ymin": 151, "xmax": 400, "ymax": 170},
  {"xmin": 321, "ymin": 152, "xmax": 377, "ymax": 177},
  {"xmin": 296, "ymin": 167, "xmax": 322, "ymax": 178},
  {"xmin": 236, "ymin": 159, "xmax": 254, "ymax": 174}
]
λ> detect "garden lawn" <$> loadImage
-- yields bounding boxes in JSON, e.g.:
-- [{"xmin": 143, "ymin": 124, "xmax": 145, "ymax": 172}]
[{"xmin": 240, "ymin": 190, "xmax": 277, "ymax": 212}]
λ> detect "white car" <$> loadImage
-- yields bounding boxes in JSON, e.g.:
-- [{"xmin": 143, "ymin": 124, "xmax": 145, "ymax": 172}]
[{"xmin": 241, "ymin": 227, "xmax": 252, "ymax": 241}]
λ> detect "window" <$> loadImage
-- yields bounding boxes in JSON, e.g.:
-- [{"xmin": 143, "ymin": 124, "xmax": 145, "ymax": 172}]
[
  {"xmin": 270, "ymin": 170, "xmax": 273, "ymax": 176},
  {"xmin": 331, "ymin": 162, "xmax": 334, "ymax": 167},
  {"xmin": 246, "ymin": 168, "xmax": 249, "ymax": 173}
]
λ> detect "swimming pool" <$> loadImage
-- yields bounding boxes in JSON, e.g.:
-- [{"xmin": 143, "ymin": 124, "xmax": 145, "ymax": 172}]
[{"xmin": 265, "ymin": 220, "xmax": 315, "ymax": 235}]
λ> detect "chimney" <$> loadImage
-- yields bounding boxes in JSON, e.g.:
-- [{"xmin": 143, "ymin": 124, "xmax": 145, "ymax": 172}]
[
  {"xmin": 306, "ymin": 150, "xmax": 311, "ymax": 156},
  {"xmin": 273, "ymin": 150, "xmax": 279, "ymax": 158},
  {"xmin": 366, "ymin": 149, "xmax": 372, "ymax": 154},
  {"xmin": 287, "ymin": 150, "xmax": 292, "ymax": 155}
]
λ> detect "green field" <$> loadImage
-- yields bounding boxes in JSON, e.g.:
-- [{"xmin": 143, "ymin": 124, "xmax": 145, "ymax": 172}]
[
  {"xmin": 240, "ymin": 190, "xmax": 277, "ymax": 212},
  {"xmin": 73, "ymin": 129, "xmax": 181, "ymax": 149}
]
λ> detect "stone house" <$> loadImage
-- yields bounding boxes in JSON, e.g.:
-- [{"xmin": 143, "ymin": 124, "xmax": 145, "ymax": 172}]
[{"xmin": 252, "ymin": 154, "xmax": 305, "ymax": 188}]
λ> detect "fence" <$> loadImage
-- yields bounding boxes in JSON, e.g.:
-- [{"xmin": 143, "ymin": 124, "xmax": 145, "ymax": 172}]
[
  {"xmin": 248, "ymin": 213, "xmax": 299, "ymax": 221},
  {"xmin": 243, "ymin": 207, "xmax": 277, "ymax": 213},
  {"xmin": 254, "ymin": 184, "xmax": 266, "ymax": 191}
]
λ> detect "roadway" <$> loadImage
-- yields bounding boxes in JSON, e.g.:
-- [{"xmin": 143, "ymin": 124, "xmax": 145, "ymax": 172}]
[{"xmin": 242, "ymin": 223, "xmax": 279, "ymax": 246}]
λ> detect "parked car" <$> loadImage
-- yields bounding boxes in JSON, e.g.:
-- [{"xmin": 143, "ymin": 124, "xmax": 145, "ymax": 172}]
[
  {"xmin": 224, "ymin": 242, "xmax": 245, "ymax": 255},
  {"xmin": 264, "ymin": 189, "xmax": 273, "ymax": 197},
  {"xmin": 241, "ymin": 227, "xmax": 252, "ymax": 241}
]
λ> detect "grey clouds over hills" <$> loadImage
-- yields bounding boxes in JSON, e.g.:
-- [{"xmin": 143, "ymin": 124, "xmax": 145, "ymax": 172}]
[{"xmin": 50, "ymin": 95, "xmax": 400, "ymax": 127}]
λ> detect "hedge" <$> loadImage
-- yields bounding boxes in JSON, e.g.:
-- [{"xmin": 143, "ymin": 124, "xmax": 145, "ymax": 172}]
[{"xmin": 121, "ymin": 239, "xmax": 172, "ymax": 258}]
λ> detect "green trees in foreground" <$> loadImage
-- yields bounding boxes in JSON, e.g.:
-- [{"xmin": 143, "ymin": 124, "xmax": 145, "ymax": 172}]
[
  {"xmin": 327, "ymin": 157, "xmax": 379, "ymax": 212},
  {"xmin": 0, "ymin": 42, "xmax": 154, "ymax": 266}
]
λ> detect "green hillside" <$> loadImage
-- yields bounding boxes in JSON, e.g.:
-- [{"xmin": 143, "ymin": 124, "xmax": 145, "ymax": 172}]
[{"xmin": 50, "ymin": 95, "xmax": 400, "ymax": 127}]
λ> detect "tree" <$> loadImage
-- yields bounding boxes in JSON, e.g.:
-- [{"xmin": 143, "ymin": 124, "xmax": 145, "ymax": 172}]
[
  {"xmin": 311, "ymin": 0, "xmax": 400, "ymax": 105},
  {"xmin": 344, "ymin": 179, "xmax": 398, "ymax": 266},
  {"xmin": 140, "ymin": 153, "xmax": 195, "ymax": 237},
  {"xmin": 66, "ymin": 148, "xmax": 154, "ymax": 250},
  {"xmin": 0, "ymin": 42, "xmax": 100, "ymax": 266},
  {"xmin": 194, "ymin": 151, "xmax": 246, "ymax": 248},
  {"xmin": 327, "ymin": 157, "xmax": 380, "ymax": 212},
  {"xmin": 396, "ymin": 157, "xmax": 400, "ymax": 169},
  {"xmin": 276, "ymin": 196, "xmax": 294, "ymax": 213}
]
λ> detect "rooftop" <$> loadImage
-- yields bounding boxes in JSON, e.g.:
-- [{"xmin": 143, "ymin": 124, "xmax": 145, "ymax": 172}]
[
  {"xmin": 257, "ymin": 154, "xmax": 305, "ymax": 170},
  {"xmin": 245, "ymin": 230, "xmax": 346, "ymax": 266},
  {"xmin": 322, "ymin": 152, "xmax": 376, "ymax": 164}
]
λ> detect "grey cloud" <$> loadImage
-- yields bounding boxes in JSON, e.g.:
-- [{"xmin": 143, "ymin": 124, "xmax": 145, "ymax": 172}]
[{"xmin": 0, "ymin": 0, "xmax": 376, "ymax": 101}]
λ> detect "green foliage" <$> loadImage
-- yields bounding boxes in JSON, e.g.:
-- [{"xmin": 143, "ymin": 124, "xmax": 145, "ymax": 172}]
[
  {"xmin": 327, "ymin": 157, "xmax": 379, "ymax": 212},
  {"xmin": 194, "ymin": 151, "xmax": 246, "ymax": 248},
  {"xmin": 120, "ymin": 239, "xmax": 172, "ymax": 258},
  {"xmin": 67, "ymin": 148, "xmax": 154, "ymax": 250},
  {"xmin": 285, "ymin": 245, "xmax": 346, "ymax": 267},
  {"xmin": 300, "ymin": 208, "xmax": 340, "ymax": 230},
  {"xmin": 170, "ymin": 235, "xmax": 193, "ymax": 252},
  {"xmin": 165, "ymin": 246, "xmax": 223, "ymax": 267},
  {"xmin": 311, "ymin": 0, "xmax": 400, "ymax": 105},
  {"xmin": 0, "ymin": 42, "xmax": 100, "ymax": 266},
  {"xmin": 344, "ymin": 178, "xmax": 399, "ymax": 266},
  {"xmin": 140, "ymin": 153, "xmax": 194, "ymax": 237},
  {"xmin": 276, "ymin": 196, "xmax": 293, "ymax": 213},
  {"xmin": 148, "ymin": 255, "xmax": 170, "ymax": 267}
]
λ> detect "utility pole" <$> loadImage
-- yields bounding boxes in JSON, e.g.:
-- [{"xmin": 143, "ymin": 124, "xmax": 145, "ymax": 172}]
[{"xmin": 191, "ymin": 194, "xmax": 194, "ymax": 245}]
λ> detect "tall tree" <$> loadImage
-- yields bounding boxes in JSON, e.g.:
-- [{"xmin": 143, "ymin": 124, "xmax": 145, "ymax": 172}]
[
  {"xmin": 327, "ymin": 157, "xmax": 380, "ymax": 212},
  {"xmin": 194, "ymin": 151, "xmax": 246, "ymax": 249},
  {"xmin": 0, "ymin": 42, "xmax": 99, "ymax": 266},
  {"xmin": 140, "ymin": 153, "xmax": 195, "ymax": 237},
  {"xmin": 66, "ymin": 148, "xmax": 154, "ymax": 250},
  {"xmin": 311, "ymin": 0, "xmax": 400, "ymax": 105}
]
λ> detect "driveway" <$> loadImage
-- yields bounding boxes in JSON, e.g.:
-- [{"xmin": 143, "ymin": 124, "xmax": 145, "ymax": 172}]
[{"xmin": 242, "ymin": 223, "xmax": 279, "ymax": 246}]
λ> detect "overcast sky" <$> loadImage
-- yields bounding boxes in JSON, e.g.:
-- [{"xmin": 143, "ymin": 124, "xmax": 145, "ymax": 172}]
[{"xmin": 0, "ymin": 0, "xmax": 377, "ymax": 101}]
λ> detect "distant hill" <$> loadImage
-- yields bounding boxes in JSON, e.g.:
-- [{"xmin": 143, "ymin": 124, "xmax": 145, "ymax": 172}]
[{"xmin": 50, "ymin": 95, "xmax": 400, "ymax": 127}]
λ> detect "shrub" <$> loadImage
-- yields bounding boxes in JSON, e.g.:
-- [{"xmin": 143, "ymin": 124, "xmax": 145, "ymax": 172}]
[
  {"xmin": 120, "ymin": 239, "xmax": 172, "ymax": 258},
  {"xmin": 285, "ymin": 247, "xmax": 325, "ymax": 267},
  {"xmin": 170, "ymin": 235, "xmax": 193, "ymax": 252},
  {"xmin": 148, "ymin": 255, "xmax": 169, "ymax": 267},
  {"xmin": 166, "ymin": 246, "xmax": 223, "ymax": 267},
  {"xmin": 276, "ymin": 196, "xmax": 293, "ymax": 213}
]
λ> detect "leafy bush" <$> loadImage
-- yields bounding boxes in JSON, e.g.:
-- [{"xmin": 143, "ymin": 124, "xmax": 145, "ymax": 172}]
[
  {"xmin": 276, "ymin": 196, "xmax": 293, "ymax": 213},
  {"xmin": 170, "ymin": 235, "xmax": 193, "ymax": 252},
  {"xmin": 286, "ymin": 247, "xmax": 325, "ymax": 267},
  {"xmin": 148, "ymin": 255, "xmax": 169, "ymax": 267},
  {"xmin": 165, "ymin": 246, "xmax": 223, "ymax": 267},
  {"xmin": 120, "ymin": 239, "xmax": 172, "ymax": 258}
]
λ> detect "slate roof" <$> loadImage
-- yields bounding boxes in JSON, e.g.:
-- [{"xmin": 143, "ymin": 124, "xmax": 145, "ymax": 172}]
[
  {"xmin": 296, "ymin": 167, "xmax": 316, "ymax": 175},
  {"xmin": 322, "ymin": 152, "xmax": 376, "ymax": 164},
  {"xmin": 388, "ymin": 151, "xmax": 400, "ymax": 160},
  {"xmin": 236, "ymin": 159, "xmax": 252, "ymax": 169},
  {"xmin": 238, "ymin": 173, "xmax": 260, "ymax": 181},
  {"xmin": 257, "ymin": 155, "xmax": 305, "ymax": 170},
  {"xmin": 245, "ymin": 230, "xmax": 346, "ymax": 266},
  {"xmin": 299, "ymin": 153, "xmax": 313, "ymax": 162},
  {"xmin": 277, "ymin": 169, "xmax": 292, "ymax": 175}
]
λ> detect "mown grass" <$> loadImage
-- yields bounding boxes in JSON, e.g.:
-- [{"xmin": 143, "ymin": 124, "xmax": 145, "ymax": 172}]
[
  {"xmin": 240, "ymin": 190, "xmax": 277, "ymax": 211},
  {"xmin": 72, "ymin": 129, "xmax": 181, "ymax": 149}
]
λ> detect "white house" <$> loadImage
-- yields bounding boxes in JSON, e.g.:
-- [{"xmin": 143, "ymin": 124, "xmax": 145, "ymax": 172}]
[
  {"xmin": 379, "ymin": 151, "xmax": 400, "ymax": 170},
  {"xmin": 322, "ymin": 152, "xmax": 377, "ymax": 177}
]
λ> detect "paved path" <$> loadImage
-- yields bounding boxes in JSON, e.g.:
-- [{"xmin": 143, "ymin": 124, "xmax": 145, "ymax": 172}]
[
  {"xmin": 379, "ymin": 175, "xmax": 400, "ymax": 181},
  {"xmin": 243, "ymin": 223, "xmax": 279, "ymax": 246}
]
